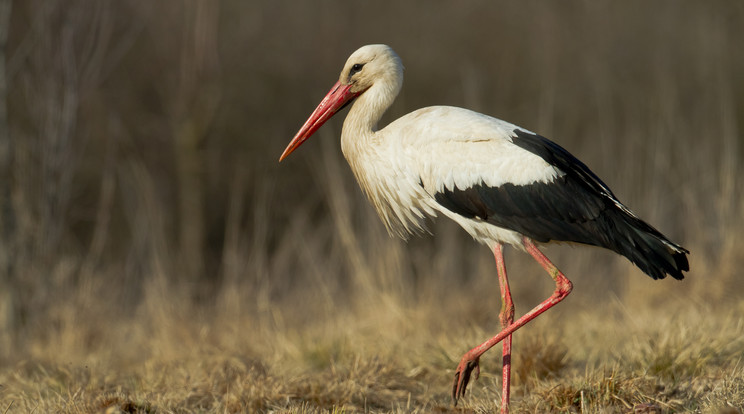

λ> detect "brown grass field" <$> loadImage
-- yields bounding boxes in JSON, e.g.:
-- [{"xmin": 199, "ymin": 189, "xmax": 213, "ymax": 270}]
[{"xmin": 1, "ymin": 1, "xmax": 744, "ymax": 413}]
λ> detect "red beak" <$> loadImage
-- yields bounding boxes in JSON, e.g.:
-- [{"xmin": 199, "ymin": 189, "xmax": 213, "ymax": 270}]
[{"xmin": 279, "ymin": 81, "xmax": 359, "ymax": 161}]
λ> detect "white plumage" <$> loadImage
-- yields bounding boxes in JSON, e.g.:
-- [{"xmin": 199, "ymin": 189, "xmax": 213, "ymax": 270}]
[
  {"xmin": 280, "ymin": 44, "xmax": 688, "ymax": 412},
  {"xmin": 372, "ymin": 105, "xmax": 561, "ymax": 246}
]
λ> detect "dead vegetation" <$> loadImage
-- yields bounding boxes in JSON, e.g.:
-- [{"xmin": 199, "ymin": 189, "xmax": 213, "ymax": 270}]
[{"xmin": 1, "ymin": 293, "xmax": 743, "ymax": 413}]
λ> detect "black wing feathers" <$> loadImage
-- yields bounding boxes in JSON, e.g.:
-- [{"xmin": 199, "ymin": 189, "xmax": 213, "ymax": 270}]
[
  {"xmin": 434, "ymin": 130, "xmax": 689, "ymax": 280},
  {"xmin": 510, "ymin": 130, "xmax": 618, "ymax": 200}
]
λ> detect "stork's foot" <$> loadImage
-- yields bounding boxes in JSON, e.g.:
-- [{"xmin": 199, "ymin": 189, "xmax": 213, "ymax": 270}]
[{"xmin": 452, "ymin": 353, "xmax": 480, "ymax": 405}]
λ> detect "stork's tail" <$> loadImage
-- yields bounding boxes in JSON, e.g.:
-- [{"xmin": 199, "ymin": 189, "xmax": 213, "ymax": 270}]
[{"xmin": 604, "ymin": 210, "xmax": 689, "ymax": 280}]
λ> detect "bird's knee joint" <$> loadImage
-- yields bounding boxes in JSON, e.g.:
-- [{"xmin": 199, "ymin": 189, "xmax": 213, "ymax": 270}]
[
  {"xmin": 555, "ymin": 279, "xmax": 573, "ymax": 297},
  {"xmin": 499, "ymin": 305, "xmax": 515, "ymax": 327}
]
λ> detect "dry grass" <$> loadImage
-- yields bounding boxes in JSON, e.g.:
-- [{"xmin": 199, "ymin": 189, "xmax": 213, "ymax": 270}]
[
  {"xmin": 1, "ymin": 282, "xmax": 743, "ymax": 413},
  {"xmin": 1, "ymin": 1, "xmax": 744, "ymax": 413}
]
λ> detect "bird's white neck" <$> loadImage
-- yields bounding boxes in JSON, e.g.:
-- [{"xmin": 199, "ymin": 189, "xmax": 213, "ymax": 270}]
[{"xmin": 341, "ymin": 72, "xmax": 402, "ymax": 153}]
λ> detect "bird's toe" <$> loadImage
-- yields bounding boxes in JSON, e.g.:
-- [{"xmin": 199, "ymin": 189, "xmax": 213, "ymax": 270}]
[{"xmin": 452, "ymin": 354, "xmax": 480, "ymax": 405}]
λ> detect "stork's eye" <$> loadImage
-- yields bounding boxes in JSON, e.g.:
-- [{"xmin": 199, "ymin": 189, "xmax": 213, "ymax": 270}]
[{"xmin": 350, "ymin": 63, "xmax": 364, "ymax": 74}]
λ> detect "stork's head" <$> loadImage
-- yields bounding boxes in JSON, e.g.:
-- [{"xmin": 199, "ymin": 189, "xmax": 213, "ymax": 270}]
[
  {"xmin": 279, "ymin": 44, "xmax": 403, "ymax": 161},
  {"xmin": 339, "ymin": 44, "xmax": 404, "ymax": 96}
]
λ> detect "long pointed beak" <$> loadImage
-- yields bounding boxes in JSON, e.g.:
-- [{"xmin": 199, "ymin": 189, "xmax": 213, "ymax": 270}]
[{"xmin": 279, "ymin": 81, "xmax": 359, "ymax": 162}]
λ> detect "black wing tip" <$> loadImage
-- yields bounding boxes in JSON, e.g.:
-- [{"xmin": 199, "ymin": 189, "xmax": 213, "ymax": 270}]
[
  {"xmin": 638, "ymin": 245, "xmax": 689, "ymax": 281},
  {"xmin": 669, "ymin": 249, "xmax": 690, "ymax": 280}
]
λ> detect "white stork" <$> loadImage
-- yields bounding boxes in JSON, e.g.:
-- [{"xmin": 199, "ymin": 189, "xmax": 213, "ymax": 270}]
[{"xmin": 279, "ymin": 44, "xmax": 689, "ymax": 412}]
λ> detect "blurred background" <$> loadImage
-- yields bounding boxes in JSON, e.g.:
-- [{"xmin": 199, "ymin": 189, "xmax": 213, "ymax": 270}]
[{"xmin": 0, "ymin": 0, "xmax": 742, "ymax": 363}]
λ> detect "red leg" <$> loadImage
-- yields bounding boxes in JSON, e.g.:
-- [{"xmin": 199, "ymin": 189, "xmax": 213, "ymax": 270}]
[
  {"xmin": 453, "ymin": 237, "xmax": 573, "ymax": 406},
  {"xmin": 495, "ymin": 244, "xmax": 514, "ymax": 413}
]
